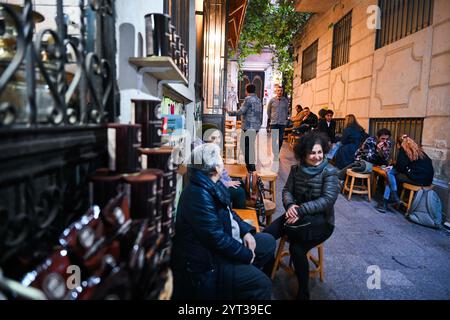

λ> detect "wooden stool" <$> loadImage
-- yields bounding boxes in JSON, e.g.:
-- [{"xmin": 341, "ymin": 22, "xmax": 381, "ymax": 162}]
[
  {"xmin": 234, "ymin": 208, "xmax": 260, "ymax": 232},
  {"xmin": 290, "ymin": 135, "xmax": 301, "ymax": 149},
  {"xmin": 400, "ymin": 183, "xmax": 433, "ymax": 215},
  {"xmin": 245, "ymin": 199, "xmax": 276, "ymax": 225},
  {"xmin": 224, "ymin": 142, "xmax": 238, "ymax": 162},
  {"xmin": 371, "ymin": 166, "xmax": 387, "ymax": 196},
  {"xmin": 271, "ymin": 236, "xmax": 324, "ymax": 282},
  {"xmin": 342, "ymin": 169, "xmax": 371, "ymax": 202}
]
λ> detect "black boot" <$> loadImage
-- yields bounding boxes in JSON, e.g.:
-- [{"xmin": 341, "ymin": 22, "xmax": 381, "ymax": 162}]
[
  {"xmin": 375, "ymin": 200, "xmax": 388, "ymax": 213},
  {"xmin": 390, "ymin": 192, "xmax": 400, "ymax": 205}
]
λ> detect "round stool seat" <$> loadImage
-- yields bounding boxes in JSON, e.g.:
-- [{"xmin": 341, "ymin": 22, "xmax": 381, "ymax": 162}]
[
  {"xmin": 400, "ymin": 183, "xmax": 433, "ymax": 215},
  {"xmin": 258, "ymin": 171, "xmax": 277, "ymax": 181},
  {"xmin": 403, "ymin": 182, "xmax": 432, "ymax": 191},
  {"xmin": 342, "ymin": 168, "xmax": 371, "ymax": 201},
  {"xmin": 346, "ymin": 168, "xmax": 371, "ymax": 179}
]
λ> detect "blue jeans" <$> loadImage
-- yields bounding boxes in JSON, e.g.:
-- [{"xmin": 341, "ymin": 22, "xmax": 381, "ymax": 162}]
[
  {"xmin": 270, "ymin": 124, "xmax": 286, "ymax": 152},
  {"xmin": 383, "ymin": 168, "xmax": 398, "ymax": 200},
  {"xmin": 327, "ymin": 142, "xmax": 341, "ymax": 160}
]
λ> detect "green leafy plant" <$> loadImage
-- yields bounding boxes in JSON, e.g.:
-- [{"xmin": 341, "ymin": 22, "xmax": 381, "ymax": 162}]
[{"xmin": 232, "ymin": 0, "xmax": 311, "ymax": 96}]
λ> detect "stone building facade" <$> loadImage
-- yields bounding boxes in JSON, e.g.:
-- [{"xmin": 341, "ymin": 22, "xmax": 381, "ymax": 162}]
[{"xmin": 293, "ymin": 0, "xmax": 450, "ymax": 219}]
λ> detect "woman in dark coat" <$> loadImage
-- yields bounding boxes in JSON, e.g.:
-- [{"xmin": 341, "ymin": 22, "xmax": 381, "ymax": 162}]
[
  {"xmin": 264, "ymin": 132, "xmax": 339, "ymax": 300},
  {"xmin": 171, "ymin": 143, "xmax": 275, "ymax": 300},
  {"xmin": 376, "ymin": 134, "xmax": 434, "ymax": 212},
  {"xmin": 334, "ymin": 114, "xmax": 366, "ymax": 169}
]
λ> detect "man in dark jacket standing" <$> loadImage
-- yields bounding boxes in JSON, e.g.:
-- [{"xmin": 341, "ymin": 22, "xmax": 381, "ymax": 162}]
[
  {"xmin": 171, "ymin": 144, "xmax": 275, "ymax": 300},
  {"xmin": 225, "ymin": 84, "xmax": 263, "ymax": 172}
]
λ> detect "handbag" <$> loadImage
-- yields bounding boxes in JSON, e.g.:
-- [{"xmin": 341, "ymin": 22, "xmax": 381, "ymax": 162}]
[
  {"xmin": 352, "ymin": 159, "xmax": 373, "ymax": 173},
  {"xmin": 284, "ymin": 214, "xmax": 326, "ymax": 242}
]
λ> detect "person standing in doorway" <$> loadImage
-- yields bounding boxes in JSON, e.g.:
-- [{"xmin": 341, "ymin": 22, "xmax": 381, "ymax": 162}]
[
  {"xmin": 225, "ymin": 84, "xmax": 263, "ymax": 172},
  {"xmin": 267, "ymin": 85, "xmax": 289, "ymax": 152}
]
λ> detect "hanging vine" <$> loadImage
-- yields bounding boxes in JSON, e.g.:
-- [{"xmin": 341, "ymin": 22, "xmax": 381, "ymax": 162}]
[{"xmin": 231, "ymin": 0, "xmax": 310, "ymax": 95}]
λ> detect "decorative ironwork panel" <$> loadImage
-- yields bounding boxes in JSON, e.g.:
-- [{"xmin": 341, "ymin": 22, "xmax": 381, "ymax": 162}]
[
  {"xmin": 0, "ymin": 0, "xmax": 118, "ymax": 128},
  {"xmin": 0, "ymin": 0, "xmax": 116, "ymax": 278}
]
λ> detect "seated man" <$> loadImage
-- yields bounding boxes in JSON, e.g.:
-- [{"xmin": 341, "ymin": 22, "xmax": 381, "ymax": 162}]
[
  {"xmin": 354, "ymin": 128, "xmax": 392, "ymax": 166},
  {"xmin": 337, "ymin": 128, "xmax": 392, "ymax": 180},
  {"xmin": 171, "ymin": 143, "xmax": 276, "ymax": 300},
  {"xmin": 293, "ymin": 107, "xmax": 318, "ymax": 135}
]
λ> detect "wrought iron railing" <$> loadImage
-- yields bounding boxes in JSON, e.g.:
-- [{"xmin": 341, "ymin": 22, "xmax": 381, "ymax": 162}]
[
  {"xmin": 0, "ymin": 0, "xmax": 116, "ymax": 276},
  {"xmin": 0, "ymin": 0, "xmax": 117, "ymax": 129}
]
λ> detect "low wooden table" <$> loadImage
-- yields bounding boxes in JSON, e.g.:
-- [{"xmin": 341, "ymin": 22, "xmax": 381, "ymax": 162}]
[
  {"xmin": 234, "ymin": 208, "xmax": 260, "ymax": 232},
  {"xmin": 224, "ymin": 164, "xmax": 248, "ymax": 179},
  {"xmin": 372, "ymin": 166, "xmax": 387, "ymax": 195}
]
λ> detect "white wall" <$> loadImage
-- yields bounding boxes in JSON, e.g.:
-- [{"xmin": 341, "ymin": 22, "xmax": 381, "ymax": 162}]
[{"xmin": 115, "ymin": 0, "xmax": 164, "ymax": 124}]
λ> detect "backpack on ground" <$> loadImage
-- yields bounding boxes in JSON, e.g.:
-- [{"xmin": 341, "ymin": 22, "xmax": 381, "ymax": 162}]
[{"xmin": 407, "ymin": 188, "xmax": 443, "ymax": 229}]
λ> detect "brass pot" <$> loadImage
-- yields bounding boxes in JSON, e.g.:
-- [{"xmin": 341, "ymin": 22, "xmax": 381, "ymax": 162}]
[{"xmin": 0, "ymin": 60, "xmax": 58, "ymax": 124}]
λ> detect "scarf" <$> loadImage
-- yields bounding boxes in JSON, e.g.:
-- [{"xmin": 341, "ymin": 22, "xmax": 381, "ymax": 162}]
[{"xmin": 300, "ymin": 158, "xmax": 329, "ymax": 176}]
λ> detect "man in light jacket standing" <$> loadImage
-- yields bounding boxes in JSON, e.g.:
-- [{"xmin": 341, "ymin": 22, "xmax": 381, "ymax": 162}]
[
  {"xmin": 224, "ymin": 84, "xmax": 263, "ymax": 172},
  {"xmin": 267, "ymin": 85, "xmax": 289, "ymax": 152}
]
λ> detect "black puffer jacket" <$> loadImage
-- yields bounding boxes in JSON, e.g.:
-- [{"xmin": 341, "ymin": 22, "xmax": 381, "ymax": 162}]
[
  {"xmin": 283, "ymin": 162, "xmax": 339, "ymax": 226},
  {"xmin": 171, "ymin": 167, "xmax": 255, "ymax": 299}
]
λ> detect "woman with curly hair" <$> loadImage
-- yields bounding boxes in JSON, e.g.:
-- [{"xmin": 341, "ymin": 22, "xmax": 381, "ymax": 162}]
[
  {"xmin": 376, "ymin": 135, "xmax": 434, "ymax": 213},
  {"xmin": 264, "ymin": 131, "xmax": 339, "ymax": 300}
]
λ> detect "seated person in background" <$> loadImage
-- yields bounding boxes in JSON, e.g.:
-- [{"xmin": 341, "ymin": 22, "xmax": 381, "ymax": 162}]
[
  {"xmin": 338, "ymin": 128, "xmax": 391, "ymax": 179},
  {"xmin": 354, "ymin": 128, "xmax": 392, "ymax": 166},
  {"xmin": 317, "ymin": 109, "xmax": 336, "ymax": 144},
  {"xmin": 376, "ymin": 135, "xmax": 434, "ymax": 213},
  {"xmin": 294, "ymin": 107, "xmax": 318, "ymax": 135},
  {"xmin": 334, "ymin": 114, "xmax": 366, "ymax": 169},
  {"xmin": 264, "ymin": 132, "xmax": 339, "ymax": 300},
  {"xmin": 171, "ymin": 143, "xmax": 276, "ymax": 300},
  {"xmin": 290, "ymin": 104, "xmax": 307, "ymax": 128},
  {"xmin": 205, "ymin": 128, "xmax": 247, "ymax": 209},
  {"xmin": 317, "ymin": 108, "xmax": 328, "ymax": 121}
]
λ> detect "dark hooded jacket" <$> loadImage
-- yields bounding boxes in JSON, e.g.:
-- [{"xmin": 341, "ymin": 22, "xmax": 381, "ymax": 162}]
[{"xmin": 171, "ymin": 168, "xmax": 255, "ymax": 299}]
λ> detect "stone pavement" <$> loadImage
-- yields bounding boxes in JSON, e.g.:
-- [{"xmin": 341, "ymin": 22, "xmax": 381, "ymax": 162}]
[{"xmin": 262, "ymin": 143, "xmax": 450, "ymax": 300}]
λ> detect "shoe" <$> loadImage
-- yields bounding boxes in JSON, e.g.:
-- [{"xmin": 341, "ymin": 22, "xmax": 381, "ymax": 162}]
[
  {"xmin": 375, "ymin": 201, "xmax": 387, "ymax": 213},
  {"xmin": 388, "ymin": 193, "xmax": 401, "ymax": 205}
]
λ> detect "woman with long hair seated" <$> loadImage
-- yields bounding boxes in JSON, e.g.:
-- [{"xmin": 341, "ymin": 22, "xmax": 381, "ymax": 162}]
[
  {"xmin": 334, "ymin": 114, "xmax": 366, "ymax": 169},
  {"xmin": 376, "ymin": 134, "xmax": 434, "ymax": 213},
  {"xmin": 264, "ymin": 132, "xmax": 339, "ymax": 300}
]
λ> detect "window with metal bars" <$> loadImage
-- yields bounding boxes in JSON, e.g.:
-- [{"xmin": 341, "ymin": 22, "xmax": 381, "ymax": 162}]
[
  {"xmin": 301, "ymin": 40, "xmax": 318, "ymax": 83},
  {"xmin": 369, "ymin": 117, "xmax": 424, "ymax": 161},
  {"xmin": 376, "ymin": 0, "xmax": 434, "ymax": 49},
  {"xmin": 332, "ymin": 11, "xmax": 352, "ymax": 70},
  {"xmin": 334, "ymin": 118, "xmax": 345, "ymax": 135}
]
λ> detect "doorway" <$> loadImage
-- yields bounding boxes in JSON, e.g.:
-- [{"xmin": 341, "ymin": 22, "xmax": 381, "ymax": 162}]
[{"xmin": 238, "ymin": 71, "xmax": 265, "ymax": 105}]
